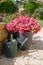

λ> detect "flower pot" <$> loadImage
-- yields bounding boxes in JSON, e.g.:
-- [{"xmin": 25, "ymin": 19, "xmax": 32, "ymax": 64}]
[
  {"xmin": 0, "ymin": 22, "xmax": 8, "ymax": 42},
  {"xmin": 0, "ymin": 22, "xmax": 8, "ymax": 55},
  {"xmin": 17, "ymin": 32, "xmax": 33, "ymax": 50}
]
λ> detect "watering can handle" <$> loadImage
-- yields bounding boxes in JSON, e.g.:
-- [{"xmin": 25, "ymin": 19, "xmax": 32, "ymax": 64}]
[{"xmin": 10, "ymin": 34, "xmax": 13, "ymax": 41}]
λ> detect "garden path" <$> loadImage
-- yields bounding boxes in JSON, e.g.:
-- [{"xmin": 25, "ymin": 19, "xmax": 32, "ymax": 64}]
[{"xmin": 0, "ymin": 28, "xmax": 43, "ymax": 65}]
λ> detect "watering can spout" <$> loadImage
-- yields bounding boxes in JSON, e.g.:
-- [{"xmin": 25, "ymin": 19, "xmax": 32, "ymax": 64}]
[{"xmin": 19, "ymin": 37, "xmax": 28, "ymax": 50}]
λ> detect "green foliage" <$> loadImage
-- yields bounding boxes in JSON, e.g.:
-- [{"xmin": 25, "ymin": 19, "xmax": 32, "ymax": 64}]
[
  {"xmin": 40, "ymin": 2, "xmax": 43, "ymax": 8},
  {"xmin": 23, "ymin": 2, "xmax": 40, "ymax": 15},
  {"xmin": 2, "ymin": 13, "xmax": 14, "ymax": 23},
  {"xmin": 35, "ymin": 8, "xmax": 43, "ymax": 19},
  {"xmin": 28, "ymin": 0, "xmax": 37, "ymax": 2},
  {"xmin": 0, "ymin": 0, "xmax": 18, "ymax": 23},
  {"xmin": 0, "ymin": 0, "xmax": 18, "ymax": 13},
  {"xmin": 38, "ymin": 19, "xmax": 43, "ymax": 27}
]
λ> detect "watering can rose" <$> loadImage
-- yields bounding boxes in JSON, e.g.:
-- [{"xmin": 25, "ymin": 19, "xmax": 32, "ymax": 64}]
[{"xmin": 6, "ymin": 16, "xmax": 40, "ymax": 33}]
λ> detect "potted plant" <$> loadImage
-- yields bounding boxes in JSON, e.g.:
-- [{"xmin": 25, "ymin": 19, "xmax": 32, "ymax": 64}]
[
  {"xmin": 6, "ymin": 15, "xmax": 40, "ymax": 50},
  {"xmin": 0, "ymin": 14, "xmax": 8, "ymax": 55}
]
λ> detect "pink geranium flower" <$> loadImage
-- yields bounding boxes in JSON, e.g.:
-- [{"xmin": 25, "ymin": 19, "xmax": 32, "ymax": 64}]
[{"xmin": 6, "ymin": 15, "xmax": 40, "ymax": 34}]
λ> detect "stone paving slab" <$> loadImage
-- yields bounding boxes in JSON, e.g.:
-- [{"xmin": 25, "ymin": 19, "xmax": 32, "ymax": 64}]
[{"xmin": 0, "ymin": 28, "xmax": 43, "ymax": 65}]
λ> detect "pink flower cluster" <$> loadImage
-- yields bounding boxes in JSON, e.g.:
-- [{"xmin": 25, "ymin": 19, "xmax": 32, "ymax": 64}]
[{"xmin": 6, "ymin": 16, "xmax": 40, "ymax": 34}]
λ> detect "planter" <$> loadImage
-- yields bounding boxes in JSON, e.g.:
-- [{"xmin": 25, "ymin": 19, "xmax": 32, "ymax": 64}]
[
  {"xmin": 17, "ymin": 32, "xmax": 33, "ymax": 50},
  {"xmin": 0, "ymin": 22, "xmax": 8, "ymax": 42},
  {"xmin": 0, "ymin": 22, "xmax": 8, "ymax": 55}
]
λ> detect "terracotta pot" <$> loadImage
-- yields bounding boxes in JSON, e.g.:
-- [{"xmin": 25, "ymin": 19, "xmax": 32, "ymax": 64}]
[
  {"xmin": 0, "ymin": 22, "xmax": 8, "ymax": 42},
  {"xmin": 0, "ymin": 22, "xmax": 8, "ymax": 55}
]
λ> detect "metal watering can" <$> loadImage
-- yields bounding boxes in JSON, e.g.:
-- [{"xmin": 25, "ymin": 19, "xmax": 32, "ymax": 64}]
[{"xmin": 17, "ymin": 33, "xmax": 28, "ymax": 50}]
